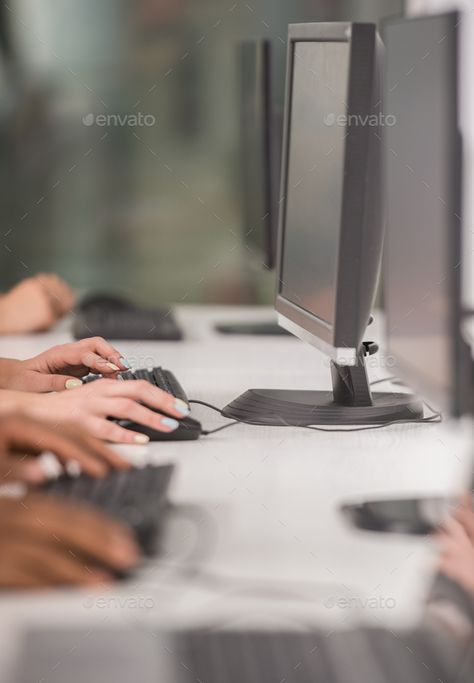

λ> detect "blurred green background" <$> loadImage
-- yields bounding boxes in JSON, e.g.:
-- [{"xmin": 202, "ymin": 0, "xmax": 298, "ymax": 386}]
[{"xmin": 0, "ymin": 0, "xmax": 403, "ymax": 305}]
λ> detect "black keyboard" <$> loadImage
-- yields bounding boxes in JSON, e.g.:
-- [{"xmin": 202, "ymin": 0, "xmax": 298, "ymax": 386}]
[
  {"xmin": 174, "ymin": 628, "xmax": 459, "ymax": 683},
  {"xmin": 42, "ymin": 465, "xmax": 174, "ymax": 556},
  {"xmin": 83, "ymin": 367, "xmax": 202, "ymax": 441},
  {"xmin": 73, "ymin": 294, "xmax": 183, "ymax": 341}
]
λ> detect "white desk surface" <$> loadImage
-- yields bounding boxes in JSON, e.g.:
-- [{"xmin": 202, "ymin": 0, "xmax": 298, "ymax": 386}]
[{"xmin": 0, "ymin": 305, "xmax": 472, "ymax": 677}]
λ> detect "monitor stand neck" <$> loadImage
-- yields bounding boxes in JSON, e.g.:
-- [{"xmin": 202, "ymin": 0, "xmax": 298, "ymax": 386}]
[
  {"xmin": 222, "ymin": 347, "xmax": 424, "ymax": 426},
  {"xmin": 331, "ymin": 352, "xmax": 373, "ymax": 408}
]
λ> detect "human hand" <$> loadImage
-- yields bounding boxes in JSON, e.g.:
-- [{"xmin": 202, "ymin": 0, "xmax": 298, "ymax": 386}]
[
  {"xmin": 0, "ymin": 337, "xmax": 130, "ymax": 392},
  {"xmin": 0, "ymin": 493, "xmax": 140, "ymax": 589},
  {"xmin": 24, "ymin": 378, "xmax": 189, "ymax": 444},
  {"xmin": 454, "ymin": 493, "xmax": 474, "ymax": 544},
  {"xmin": 0, "ymin": 274, "xmax": 75, "ymax": 334},
  {"xmin": 437, "ymin": 494, "xmax": 474, "ymax": 597},
  {"xmin": 0, "ymin": 414, "xmax": 130, "ymax": 480}
]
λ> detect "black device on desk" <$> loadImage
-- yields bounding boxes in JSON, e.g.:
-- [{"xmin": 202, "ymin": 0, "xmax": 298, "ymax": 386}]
[
  {"xmin": 42, "ymin": 464, "xmax": 174, "ymax": 557},
  {"xmin": 73, "ymin": 293, "xmax": 183, "ymax": 341},
  {"xmin": 215, "ymin": 40, "xmax": 292, "ymax": 338},
  {"xmin": 342, "ymin": 496, "xmax": 458, "ymax": 535},
  {"xmin": 223, "ymin": 22, "xmax": 423, "ymax": 426},
  {"xmin": 83, "ymin": 367, "xmax": 202, "ymax": 441}
]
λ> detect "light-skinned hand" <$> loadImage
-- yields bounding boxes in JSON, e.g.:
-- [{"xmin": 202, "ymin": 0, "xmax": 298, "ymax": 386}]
[
  {"xmin": 0, "ymin": 414, "xmax": 130, "ymax": 480},
  {"xmin": 0, "ymin": 337, "xmax": 130, "ymax": 392},
  {"xmin": 0, "ymin": 274, "xmax": 75, "ymax": 334},
  {"xmin": 22, "ymin": 378, "xmax": 189, "ymax": 443},
  {"xmin": 437, "ymin": 495, "xmax": 474, "ymax": 597}
]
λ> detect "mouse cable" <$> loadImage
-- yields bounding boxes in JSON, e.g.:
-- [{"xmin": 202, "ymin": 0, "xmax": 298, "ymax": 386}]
[
  {"xmin": 189, "ymin": 400, "xmax": 240, "ymax": 436},
  {"xmin": 155, "ymin": 560, "xmax": 361, "ymax": 608},
  {"xmin": 202, "ymin": 422, "xmax": 240, "ymax": 436},
  {"xmin": 161, "ymin": 495, "xmax": 368, "ymax": 614},
  {"xmin": 189, "ymin": 379, "xmax": 442, "ymax": 434}
]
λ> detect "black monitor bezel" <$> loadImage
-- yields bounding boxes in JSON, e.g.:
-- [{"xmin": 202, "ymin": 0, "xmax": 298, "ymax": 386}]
[
  {"xmin": 382, "ymin": 11, "xmax": 470, "ymax": 417},
  {"xmin": 275, "ymin": 22, "xmax": 381, "ymax": 358}
]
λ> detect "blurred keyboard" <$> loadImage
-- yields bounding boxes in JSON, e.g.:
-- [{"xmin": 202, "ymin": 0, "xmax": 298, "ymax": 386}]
[
  {"xmin": 83, "ymin": 367, "xmax": 202, "ymax": 441},
  {"xmin": 13, "ymin": 625, "xmax": 464, "ymax": 683},
  {"xmin": 174, "ymin": 627, "xmax": 460, "ymax": 683},
  {"xmin": 73, "ymin": 293, "xmax": 183, "ymax": 341},
  {"xmin": 42, "ymin": 465, "xmax": 174, "ymax": 556}
]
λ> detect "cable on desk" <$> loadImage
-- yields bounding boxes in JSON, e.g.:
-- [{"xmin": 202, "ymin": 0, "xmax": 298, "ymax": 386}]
[
  {"xmin": 190, "ymin": 400, "xmax": 240, "ymax": 436},
  {"xmin": 161, "ymin": 485, "xmax": 371, "ymax": 615},
  {"xmin": 159, "ymin": 564, "xmax": 358, "ymax": 604},
  {"xmin": 368, "ymin": 376, "xmax": 442, "ymax": 428},
  {"xmin": 202, "ymin": 422, "xmax": 240, "ymax": 436},
  {"xmin": 369, "ymin": 376, "xmax": 398, "ymax": 387},
  {"xmin": 189, "ymin": 377, "xmax": 442, "ymax": 435},
  {"xmin": 302, "ymin": 412, "xmax": 441, "ymax": 434}
]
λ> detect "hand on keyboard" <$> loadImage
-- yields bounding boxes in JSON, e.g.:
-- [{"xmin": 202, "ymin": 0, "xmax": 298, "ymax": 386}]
[
  {"xmin": 43, "ymin": 464, "xmax": 175, "ymax": 556},
  {"xmin": 24, "ymin": 378, "xmax": 190, "ymax": 444},
  {"xmin": 0, "ymin": 415, "xmax": 130, "ymax": 480},
  {"xmin": 0, "ymin": 493, "xmax": 140, "ymax": 589},
  {"xmin": 0, "ymin": 337, "xmax": 130, "ymax": 392}
]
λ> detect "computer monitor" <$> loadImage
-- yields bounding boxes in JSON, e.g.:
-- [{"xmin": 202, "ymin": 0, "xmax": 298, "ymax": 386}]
[
  {"xmin": 383, "ymin": 11, "xmax": 472, "ymax": 418},
  {"xmin": 215, "ymin": 40, "xmax": 290, "ymax": 337},
  {"xmin": 222, "ymin": 22, "xmax": 423, "ymax": 427}
]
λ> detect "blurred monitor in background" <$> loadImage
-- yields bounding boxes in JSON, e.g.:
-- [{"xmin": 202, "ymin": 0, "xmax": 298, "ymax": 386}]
[
  {"xmin": 215, "ymin": 39, "xmax": 290, "ymax": 335},
  {"xmin": 0, "ymin": 1, "xmax": 403, "ymax": 305},
  {"xmin": 383, "ymin": 10, "xmax": 472, "ymax": 418},
  {"xmin": 238, "ymin": 40, "xmax": 280, "ymax": 272}
]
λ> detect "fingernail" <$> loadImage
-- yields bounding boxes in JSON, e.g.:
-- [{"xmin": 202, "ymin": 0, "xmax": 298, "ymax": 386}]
[
  {"xmin": 174, "ymin": 399, "xmax": 190, "ymax": 416},
  {"xmin": 65, "ymin": 379, "xmax": 83, "ymax": 390},
  {"xmin": 106, "ymin": 363, "xmax": 120, "ymax": 372},
  {"xmin": 133, "ymin": 434, "xmax": 150, "ymax": 444},
  {"xmin": 120, "ymin": 357, "xmax": 132, "ymax": 369},
  {"xmin": 162, "ymin": 417, "xmax": 179, "ymax": 431}
]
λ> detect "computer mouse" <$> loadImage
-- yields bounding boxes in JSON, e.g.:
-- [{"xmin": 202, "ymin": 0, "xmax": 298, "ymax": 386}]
[{"xmin": 116, "ymin": 415, "xmax": 202, "ymax": 442}]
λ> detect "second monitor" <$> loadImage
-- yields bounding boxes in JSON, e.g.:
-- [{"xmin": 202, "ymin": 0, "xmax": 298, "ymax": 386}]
[
  {"xmin": 223, "ymin": 22, "xmax": 423, "ymax": 426},
  {"xmin": 215, "ymin": 40, "xmax": 292, "ymax": 337}
]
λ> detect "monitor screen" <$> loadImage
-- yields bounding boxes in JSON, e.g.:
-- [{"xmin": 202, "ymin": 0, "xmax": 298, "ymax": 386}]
[
  {"xmin": 279, "ymin": 40, "xmax": 350, "ymax": 326},
  {"xmin": 383, "ymin": 14, "xmax": 460, "ymax": 406}
]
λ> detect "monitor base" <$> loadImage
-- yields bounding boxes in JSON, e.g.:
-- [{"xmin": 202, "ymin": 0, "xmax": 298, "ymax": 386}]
[
  {"xmin": 221, "ymin": 389, "xmax": 424, "ymax": 426},
  {"xmin": 215, "ymin": 322, "xmax": 293, "ymax": 336}
]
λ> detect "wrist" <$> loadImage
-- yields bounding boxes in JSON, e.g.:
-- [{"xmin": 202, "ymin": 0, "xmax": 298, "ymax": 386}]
[{"xmin": 0, "ymin": 389, "xmax": 42, "ymax": 416}]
